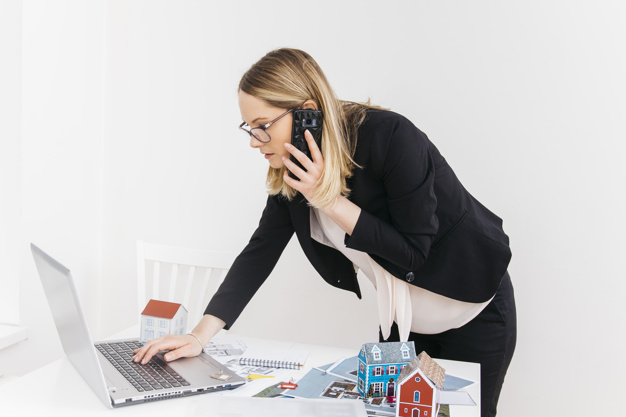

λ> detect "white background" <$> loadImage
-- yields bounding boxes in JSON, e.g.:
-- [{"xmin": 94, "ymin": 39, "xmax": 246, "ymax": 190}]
[{"xmin": 1, "ymin": 1, "xmax": 625, "ymax": 416}]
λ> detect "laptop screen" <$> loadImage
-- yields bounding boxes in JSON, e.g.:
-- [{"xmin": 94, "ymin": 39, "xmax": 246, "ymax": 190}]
[{"xmin": 31, "ymin": 243, "xmax": 112, "ymax": 407}]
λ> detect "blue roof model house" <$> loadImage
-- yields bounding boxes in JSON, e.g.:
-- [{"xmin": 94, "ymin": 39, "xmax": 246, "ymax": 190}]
[{"xmin": 357, "ymin": 341, "xmax": 417, "ymax": 398}]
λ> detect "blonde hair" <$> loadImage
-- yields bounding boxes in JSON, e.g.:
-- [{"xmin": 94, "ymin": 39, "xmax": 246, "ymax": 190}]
[{"xmin": 239, "ymin": 48, "xmax": 381, "ymax": 208}]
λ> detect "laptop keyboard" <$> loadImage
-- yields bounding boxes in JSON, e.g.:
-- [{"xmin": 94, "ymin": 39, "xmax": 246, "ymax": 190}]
[{"xmin": 96, "ymin": 341, "xmax": 190, "ymax": 392}]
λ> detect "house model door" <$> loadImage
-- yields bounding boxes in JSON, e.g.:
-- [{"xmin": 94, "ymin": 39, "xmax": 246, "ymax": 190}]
[{"xmin": 387, "ymin": 379, "xmax": 395, "ymax": 397}]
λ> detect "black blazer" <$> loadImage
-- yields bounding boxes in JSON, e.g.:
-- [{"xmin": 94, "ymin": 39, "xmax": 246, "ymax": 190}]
[{"xmin": 206, "ymin": 110, "xmax": 512, "ymax": 328}]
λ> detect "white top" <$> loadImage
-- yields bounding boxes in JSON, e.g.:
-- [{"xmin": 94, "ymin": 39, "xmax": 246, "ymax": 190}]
[{"xmin": 310, "ymin": 208, "xmax": 492, "ymax": 341}]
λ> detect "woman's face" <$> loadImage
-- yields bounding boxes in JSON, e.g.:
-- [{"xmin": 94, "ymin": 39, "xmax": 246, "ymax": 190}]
[{"xmin": 238, "ymin": 91, "xmax": 293, "ymax": 169}]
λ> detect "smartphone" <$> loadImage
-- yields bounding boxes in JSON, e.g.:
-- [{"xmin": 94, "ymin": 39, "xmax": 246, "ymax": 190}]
[{"xmin": 289, "ymin": 109, "xmax": 324, "ymax": 180}]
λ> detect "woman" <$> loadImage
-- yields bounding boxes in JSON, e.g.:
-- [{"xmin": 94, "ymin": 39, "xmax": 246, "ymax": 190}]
[{"xmin": 133, "ymin": 48, "xmax": 516, "ymax": 417}]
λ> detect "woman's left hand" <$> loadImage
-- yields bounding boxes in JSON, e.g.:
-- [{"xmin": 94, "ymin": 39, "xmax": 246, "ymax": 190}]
[{"xmin": 282, "ymin": 129, "xmax": 324, "ymax": 203}]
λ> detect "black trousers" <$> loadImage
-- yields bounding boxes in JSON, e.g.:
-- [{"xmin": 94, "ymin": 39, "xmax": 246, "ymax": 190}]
[{"xmin": 380, "ymin": 272, "xmax": 516, "ymax": 417}]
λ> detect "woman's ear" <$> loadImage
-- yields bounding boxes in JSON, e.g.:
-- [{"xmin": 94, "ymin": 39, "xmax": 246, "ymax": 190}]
[{"xmin": 301, "ymin": 99, "xmax": 319, "ymax": 110}]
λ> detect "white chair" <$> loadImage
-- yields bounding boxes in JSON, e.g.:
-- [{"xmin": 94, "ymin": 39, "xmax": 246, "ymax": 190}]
[{"xmin": 136, "ymin": 240, "xmax": 236, "ymax": 326}]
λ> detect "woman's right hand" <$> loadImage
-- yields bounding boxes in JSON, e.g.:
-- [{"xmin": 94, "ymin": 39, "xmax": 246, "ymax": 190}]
[{"xmin": 132, "ymin": 333, "xmax": 204, "ymax": 365}]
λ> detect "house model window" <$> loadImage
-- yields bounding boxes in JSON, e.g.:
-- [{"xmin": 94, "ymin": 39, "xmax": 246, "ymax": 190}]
[
  {"xmin": 401, "ymin": 344, "xmax": 411, "ymax": 359},
  {"xmin": 372, "ymin": 346, "xmax": 382, "ymax": 361},
  {"xmin": 372, "ymin": 382, "xmax": 384, "ymax": 394}
]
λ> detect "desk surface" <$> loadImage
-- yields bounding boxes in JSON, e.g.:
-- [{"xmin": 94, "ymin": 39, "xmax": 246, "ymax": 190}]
[{"xmin": 0, "ymin": 331, "xmax": 480, "ymax": 416}]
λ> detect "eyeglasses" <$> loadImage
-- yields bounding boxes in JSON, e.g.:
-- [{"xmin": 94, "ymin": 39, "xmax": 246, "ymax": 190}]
[{"xmin": 239, "ymin": 108, "xmax": 294, "ymax": 143}]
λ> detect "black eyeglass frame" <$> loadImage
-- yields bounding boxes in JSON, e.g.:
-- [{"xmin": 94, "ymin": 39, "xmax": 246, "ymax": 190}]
[{"xmin": 239, "ymin": 108, "xmax": 296, "ymax": 143}]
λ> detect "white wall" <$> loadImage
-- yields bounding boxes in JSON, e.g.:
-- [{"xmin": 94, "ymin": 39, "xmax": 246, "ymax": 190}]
[
  {"xmin": 0, "ymin": 0, "xmax": 106, "ymax": 377},
  {"xmin": 99, "ymin": 0, "xmax": 382, "ymax": 347},
  {"xmin": 0, "ymin": 0, "xmax": 22, "ymax": 327},
  {"xmin": 3, "ymin": 1, "xmax": 625, "ymax": 416}
]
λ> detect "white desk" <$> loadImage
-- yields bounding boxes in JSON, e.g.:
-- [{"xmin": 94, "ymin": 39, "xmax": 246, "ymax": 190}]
[
  {"xmin": 0, "ymin": 324, "xmax": 27, "ymax": 350},
  {"xmin": 0, "ymin": 332, "xmax": 480, "ymax": 416}
]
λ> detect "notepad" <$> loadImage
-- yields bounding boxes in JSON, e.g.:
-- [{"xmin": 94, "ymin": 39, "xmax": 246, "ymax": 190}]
[{"xmin": 239, "ymin": 348, "xmax": 309, "ymax": 370}]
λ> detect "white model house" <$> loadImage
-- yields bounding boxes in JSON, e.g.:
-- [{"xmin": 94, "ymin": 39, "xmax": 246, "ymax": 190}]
[{"xmin": 140, "ymin": 299, "xmax": 188, "ymax": 343}]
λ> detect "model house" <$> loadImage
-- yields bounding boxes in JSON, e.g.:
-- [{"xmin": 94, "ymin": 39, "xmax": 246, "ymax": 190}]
[
  {"xmin": 357, "ymin": 341, "xmax": 417, "ymax": 398},
  {"xmin": 395, "ymin": 351, "xmax": 445, "ymax": 417},
  {"xmin": 140, "ymin": 299, "xmax": 188, "ymax": 343}
]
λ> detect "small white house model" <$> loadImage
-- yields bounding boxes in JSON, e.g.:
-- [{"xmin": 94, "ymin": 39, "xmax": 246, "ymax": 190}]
[{"xmin": 140, "ymin": 299, "xmax": 188, "ymax": 343}]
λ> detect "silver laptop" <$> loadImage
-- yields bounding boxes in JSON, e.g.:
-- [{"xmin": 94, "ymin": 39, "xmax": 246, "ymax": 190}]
[{"xmin": 30, "ymin": 243, "xmax": 245, "ymax": 408}]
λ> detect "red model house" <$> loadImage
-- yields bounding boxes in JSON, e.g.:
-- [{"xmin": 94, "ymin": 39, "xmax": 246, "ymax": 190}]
[{"xmin": 396, "ymin": 351, "xmax": 445, "ymax": 417}]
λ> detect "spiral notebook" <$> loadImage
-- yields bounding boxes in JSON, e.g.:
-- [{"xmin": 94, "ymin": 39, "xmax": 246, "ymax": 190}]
[{"xmin": 239, "ymin": 348, "xmax": 309, "ymax": 370}]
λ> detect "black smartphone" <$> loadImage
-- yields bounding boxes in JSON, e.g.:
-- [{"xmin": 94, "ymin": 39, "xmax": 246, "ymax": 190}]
[{"xmin": 289, "ymin": 109, "xmax": 324, "ymax": 180}]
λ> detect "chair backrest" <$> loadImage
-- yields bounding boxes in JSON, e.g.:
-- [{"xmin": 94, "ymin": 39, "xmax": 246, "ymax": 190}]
[{"xmin": 136, "ymin": 240, "xmax": 236, "ymax": 325}]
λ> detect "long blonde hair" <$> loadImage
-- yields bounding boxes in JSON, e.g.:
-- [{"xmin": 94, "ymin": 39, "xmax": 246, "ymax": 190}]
[{"xmin": 239, "ymin": 48, "xmax": 380, "ymax": 208}]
